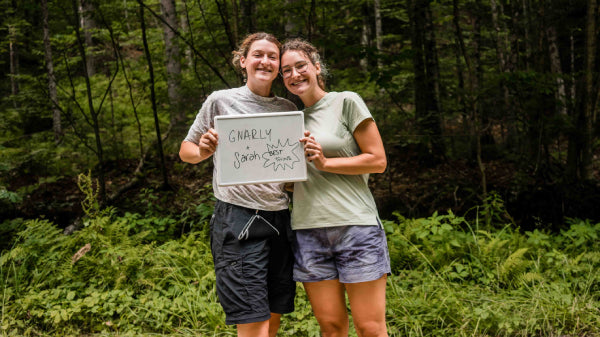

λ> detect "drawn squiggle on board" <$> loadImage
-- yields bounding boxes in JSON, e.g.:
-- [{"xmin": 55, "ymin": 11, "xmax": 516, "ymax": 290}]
[{"xmin": 262, "ymin": 138, "xmax": 300, "ymax": 171}]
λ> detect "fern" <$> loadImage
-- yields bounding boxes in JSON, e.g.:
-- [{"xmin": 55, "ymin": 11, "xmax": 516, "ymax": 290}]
[{"xmin": 499, "ymin": 248, "xmax": 530, "ymax": 287}]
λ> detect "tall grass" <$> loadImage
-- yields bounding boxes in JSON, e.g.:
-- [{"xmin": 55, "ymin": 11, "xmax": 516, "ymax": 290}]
[{"xmin": 1, "ymin": 192, "xmax": 599, "ymax": 336}]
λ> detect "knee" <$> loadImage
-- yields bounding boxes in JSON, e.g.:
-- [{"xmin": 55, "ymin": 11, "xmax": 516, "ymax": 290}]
[
  {"xmin": 355, "ymin": 320, "xmax": 387, "ymax": 337},
  {"xmin": 317, "ymin": 317, "xmax": 349, "ymax": 337}
]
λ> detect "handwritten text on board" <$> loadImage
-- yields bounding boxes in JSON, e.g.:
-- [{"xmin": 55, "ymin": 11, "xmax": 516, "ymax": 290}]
[{"xmin": 215, "ymin": 111, "xmax": 306, "ymax": 186}]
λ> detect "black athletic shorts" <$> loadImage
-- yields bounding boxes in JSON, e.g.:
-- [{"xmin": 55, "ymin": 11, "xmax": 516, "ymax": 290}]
[{"xmin": 210, "ymin": 200, "xmax": 296, "ymax": 325}]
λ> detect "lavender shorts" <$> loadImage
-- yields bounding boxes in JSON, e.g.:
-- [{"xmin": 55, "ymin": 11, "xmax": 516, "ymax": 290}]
[{"xmin": 292, "ymin": 223, "xmax": 391, "ymax": 283}]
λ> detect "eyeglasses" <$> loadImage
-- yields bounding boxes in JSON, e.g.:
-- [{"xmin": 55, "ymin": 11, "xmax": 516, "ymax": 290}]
[{"xmin": 281, "ymin": 61, "xmax": 309, "ymax": 79}]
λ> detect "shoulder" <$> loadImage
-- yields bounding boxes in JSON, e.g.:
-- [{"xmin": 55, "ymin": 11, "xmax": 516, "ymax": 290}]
[
  {"xmin": 339, "ymin": 91, "xmax": 364, "ymax": 103},
  {"xmin": 273, "ymin": 96, "xmax": 298, "ymax": 111},
  {"xmin": 207, "ymin": 87, "xmax": 244, "ymax": 102}
]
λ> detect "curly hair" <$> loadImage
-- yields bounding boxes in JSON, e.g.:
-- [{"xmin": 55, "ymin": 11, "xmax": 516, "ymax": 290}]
[{"xmin": 281, "ymin": 38, "xmax": 328, "ymax": 90}]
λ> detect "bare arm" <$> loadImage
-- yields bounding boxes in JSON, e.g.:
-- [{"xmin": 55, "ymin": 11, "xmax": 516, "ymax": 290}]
[
  {"xmin": 179, "ymin": 128, "xmax": 219, "ymax": 164},
  {"xmin": 301, "ymin": 119, "xmax": 387, "ymax": 175}
]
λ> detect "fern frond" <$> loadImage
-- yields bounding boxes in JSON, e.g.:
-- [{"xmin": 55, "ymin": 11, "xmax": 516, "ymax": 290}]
[{"xmin": 499, "ymin": 248, "xmax": 530, "ymax": 287}]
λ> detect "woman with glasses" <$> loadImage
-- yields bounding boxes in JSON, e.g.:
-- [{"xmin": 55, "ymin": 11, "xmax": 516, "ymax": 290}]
[
  {"xmin": 179, "ymin": 32, "xmax": 296, "ymax": 337},
  {"xmin": 281, "ymin": 38, "xmax": 390, "ymax": 337}
]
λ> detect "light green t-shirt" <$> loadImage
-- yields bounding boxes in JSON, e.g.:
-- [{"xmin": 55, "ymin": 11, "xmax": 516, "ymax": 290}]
[{"xmin": 291, "ymin": 91, "xmax": 381, "ymax": 230}]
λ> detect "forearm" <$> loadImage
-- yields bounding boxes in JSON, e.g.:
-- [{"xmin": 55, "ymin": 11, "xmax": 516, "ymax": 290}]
[
  {"xmin": 318, "ymin": 153, "xmax": 387, "ymax": 175},
  {"xmin": 179, "ymin": 141, "xmax": 212, "ymax": 164}
]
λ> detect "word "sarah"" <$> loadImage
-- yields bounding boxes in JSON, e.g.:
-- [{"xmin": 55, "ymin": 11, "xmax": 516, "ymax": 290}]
[
  {"xmin": 233, "ymin": 150, "xmax": 261, "ymax": 169},
  {"xmin": 228, "ymin": 128, "xmax": 272, "ymax": 142}
]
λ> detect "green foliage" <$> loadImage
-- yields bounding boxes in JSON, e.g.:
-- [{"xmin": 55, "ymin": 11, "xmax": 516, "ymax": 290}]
[
  {"xmin": 77, "ymin": 171, "xmax": 104, "ymax": 219},
  {"xmin": 1, "ymin": 194, "xmax": 599, "ymax": 336},
  {"xmin": 384, "ymin": 199, "xmax": 600, "ymax": 336}
]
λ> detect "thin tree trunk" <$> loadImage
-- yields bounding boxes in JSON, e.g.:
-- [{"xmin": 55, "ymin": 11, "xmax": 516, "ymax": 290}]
[
  {"xmin": 424, "ymin": 3, "xmax": 443, "ymax": 156},
  {"xmin": 453, "ymin": 0, "xmax": 487, "ymax": 213},
  {"xmin": 411, "ymin": 0, "xmax": 443, "ymax": 160},
  {"xmin": 71, "ymin": 0, "xmax": 106, "ymax": 202},
  {"xmin": 140, "ymin": 2, "xmax": 170, "ymax": 189},
  {"xmin": 360, "ymin": 2, "xmax": 369, "ymax": 73},
  {"xmin": 123, "ymin": 0, "xmax": 131, "ymax": 31},
  {"xmin": 522, "ymin": 0, "xmax": 531, "ymax": 70},
  {"xmin": 8, "ymin": 25, "xmax": 19, "ymax": 109},
  {"xmin": 230, "ymin": 0, "xmax": 239, "ymax": 44},
  {"xmin": 79, "ymin": 0, "xmax": 96, "ymax": 76},
  {"xmin": 161, "ymin": 0, "xmax": 183, "ymax": 123},
  {"xmin": 285, "ymin": 0, "xmax": 301, "ymax": 37},
  {"xmin": 546, "ymin": 25, "xmax": 567, "ymax": 115},
  {"xmin": 581, "ymin": 0, "xmax": 597, "ymax": 179},
  {"xmin": 570, "ymin": 31, "xmax": 576, "ymax": 112},
  {"xmin": 180, "ymin": 11, "xmax": 193, "ymax": 68},
  {"xmin": 374, "ymin": 0, "xmax": 383, "ymax": 70},
  {"xmin": 215, "ymin": 0, "xmax": 237, "ymax": 51},
  {"xmin": 308, "ymin": 0, "xmax": 317, "ymax": 40},
  {"xmin": 490, "ymin": 0, "xmax": 512, "ymax": 130},
  {"xmin": 472, "ymin": 4, "xmax": 487, "ymax": 208},
  {"xmin": 42, "ymin": 0, "xmax": 62, "ymax": 143},
  {"xmin": 241, "ymin": 0, "xmax": 256, "ymax": 33}
]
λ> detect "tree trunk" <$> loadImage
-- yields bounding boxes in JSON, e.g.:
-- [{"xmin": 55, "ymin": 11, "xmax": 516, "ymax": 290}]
[
  {"xmin": 42, "ymin": 0, "xmax": 62, "ymax": 143},
  {"xmin": 374, "ymin": 0, "xmax": 383, "ymax": 70},
  {"xmin": 140, "ymin": 2, "xmax": 171, "ymax": 189},
  {"xmin": 424, "ymin": 3, "xmax": 443, "ymax": 153},
  {"xmin": 180, "ymin": 10, "xmax": 193, "ymax": 68},
  {"xmin": 241, "ymin": 0, "xmax": 256, "ymax": 33},
  {"xmin": 71, "ymin": 0, "xmax": 106, "ymax": 202},
  {"xmin": 453, "ymin": 0, "xmax": 487, "ymax": 210},
  {"xmin": 8, "ymin": 25, "xmax": 19, "ymax": 109},
  {"xmin": 411, "ymin": 0, "xmax": 443, "ymax": 161},
  {"xmin": 470, "ymin": 4, "xmax": 489, "ymax": 220},
  {"xmin": 79, "ymin": 0, "xmax": 96, "ymax": 76},
  {"xmin": 522, "ymin": 0, "xmax": 532, "ymax": 70},
  {"xmin": 581, "ymin": 0, "xmax": 597, "ymax": 179},
  {"xmin": 546, "ymin": 25, "xmax": 567, "ymax": 115},
  {"xmin": 215, "ymin": 0, "xmax": 237, "ymax": 51},
  {"xmin": 360, "ymin": 2, "xmax": 369, "ymax": 73},
  {"xmin": 230, "ymin": 0, "xmax": 239, "ymax": 44},
  {"xmin": 308, "ymin": 0, "xmax": 317, "ymax": 40},
  {"xmin": 490, "ymin": 0, "xmax": 512, "ymax": 133},
  {"xmin": 285, "ymin": 0, "xmax": 302, "ymax": 37},
  {"xmin": 160, "ymin": 0, "xmax": 183, "ymax": 124},
  {"xmin": 123, "ymin": 0, "xmax": 131, "ymax": 31}
]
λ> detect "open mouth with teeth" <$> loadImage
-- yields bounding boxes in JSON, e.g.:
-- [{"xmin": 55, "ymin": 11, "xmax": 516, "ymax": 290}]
[{"xmin": 290, "ymin": 79, "xmax": 307, "ymax": 86}]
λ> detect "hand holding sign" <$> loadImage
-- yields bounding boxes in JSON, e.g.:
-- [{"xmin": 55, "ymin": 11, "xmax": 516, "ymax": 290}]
[{"xmin": 199, "ymin": 128, "xmax": 219, "ymax": 155}]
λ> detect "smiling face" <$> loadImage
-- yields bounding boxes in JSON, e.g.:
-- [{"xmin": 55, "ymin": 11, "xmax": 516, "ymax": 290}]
[
  {"xmin": 281, "ymin": 50, "xmax": 324, "ymax": 105},
  {"xmin": 240, "ymin": 39, "xmax": 280, "ymax": 94}
]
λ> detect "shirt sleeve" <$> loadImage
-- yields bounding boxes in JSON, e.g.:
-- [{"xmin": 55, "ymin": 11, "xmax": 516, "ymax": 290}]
[
  {"xmin": 342, "ymin": 92, "xmax": 373, "ymax": 132},
  {"xmin": 183, "ymin": 94, "xmax": 218, "ymax": 144}
]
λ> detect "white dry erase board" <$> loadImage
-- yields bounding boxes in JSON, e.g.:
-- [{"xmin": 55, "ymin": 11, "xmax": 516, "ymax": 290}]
[{"xmin": 214, "ymin": 111, "xmax": 307, "ymax": 186}]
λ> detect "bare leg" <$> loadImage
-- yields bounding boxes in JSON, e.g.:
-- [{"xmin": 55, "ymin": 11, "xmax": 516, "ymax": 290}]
[
  {"xmin": 303, "ymin": 280, "xmax": 349, "ymax": 337},
  {"xmin": 345, "ymin": 275, "xmax": 388, "ymax": 337},
  {"xmin": 237, "ymin": 320, "xmax": 269, "ymax": 337},
  {"xmin": 268, "ymin": 313, "xmax": 281, "ymax": 337}
]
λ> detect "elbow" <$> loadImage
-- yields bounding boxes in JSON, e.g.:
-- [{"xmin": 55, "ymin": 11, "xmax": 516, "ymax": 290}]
[
  {"xmin": 178, "ymin": 148, "xmax": 189, "ymax": 163},
  {"xmin": 179, "ymin": 148, "xmax": 197, "ymax": 164},
  {"xmin": 373, "ymin": 156, "xmax": 387, "ymax": 174},
  {"xmin": 377, "ymin": 157, "xmax": 387, "ymax": 173}
]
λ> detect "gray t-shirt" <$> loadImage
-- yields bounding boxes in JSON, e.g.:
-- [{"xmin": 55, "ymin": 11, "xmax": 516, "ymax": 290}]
[
  {"xmin": 291, "ymin": 91, "xmax": 381, "ymax": 229},
  {"xmin": 184, "ymin": 85, "xmax": 297, "ymax": 211}
]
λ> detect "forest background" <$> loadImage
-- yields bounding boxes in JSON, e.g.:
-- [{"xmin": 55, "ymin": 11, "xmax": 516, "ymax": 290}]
[{"xmin": 1, "ymin": 0, "xmax": 600, "ymax": 336}]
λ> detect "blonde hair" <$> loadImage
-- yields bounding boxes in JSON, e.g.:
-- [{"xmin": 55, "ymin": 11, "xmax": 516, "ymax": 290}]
[
  {"xmin": 232, "ymin": 32, "xmax": 282, "ymax": 78},
  {"xmin": 282, "ymin": 38, "xmax": 328, "ymax": 90}
]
